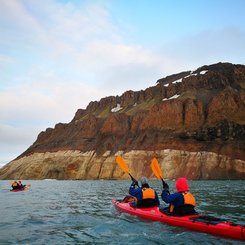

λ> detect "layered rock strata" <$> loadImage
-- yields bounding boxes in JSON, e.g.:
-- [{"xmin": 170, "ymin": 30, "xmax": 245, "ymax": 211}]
[
  {"xmin": 0, "ymin": 150, "xmax": 243, "ymax": 180},
  {"xmin": 0, "ymin": 62, "xmax": 244, "ymax": 180}
]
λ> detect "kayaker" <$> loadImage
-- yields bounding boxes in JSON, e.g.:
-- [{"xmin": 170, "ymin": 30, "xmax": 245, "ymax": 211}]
[
  {"xmin": 161, "ymin": 177, "xmax": 197, "ymax": 216},
  {"xmin": 18, "ymin": 180, "xmax": 26, "ymax": 188},
  {"xmin": 129, "ymin": 176, "xmax": 160, "ymax": 208},
  {"xmin": 11, "ymin": 181, "xmax": 19, "ymax": 190}
]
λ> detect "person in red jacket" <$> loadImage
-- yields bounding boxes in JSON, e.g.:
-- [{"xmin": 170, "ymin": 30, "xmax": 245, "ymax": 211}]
[{"xmin": 161, "ymin": 177, "xmax": 197, "ymax": 216}]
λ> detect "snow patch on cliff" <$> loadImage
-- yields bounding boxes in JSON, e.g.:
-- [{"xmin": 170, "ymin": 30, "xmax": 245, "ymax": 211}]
[
  {"xmin": 111, "ymin": 104, "xmax": 122, "ymax": 112},
  {"xmin": 162, "ymin": 94, "xmax": 180, "ymax": 101},
  {"xmin": 163, "ymin": 70, "xmax": 209, "ymax": 87}
]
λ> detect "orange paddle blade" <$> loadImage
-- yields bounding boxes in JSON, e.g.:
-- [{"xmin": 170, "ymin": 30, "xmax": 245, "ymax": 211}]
[
  {"xmin": 115, "ymin": 155, "xmax": 129, "ymax": 174},
  {"xmin": 151, "ymin": 158, "xmax": 163, "ymax": 179}
]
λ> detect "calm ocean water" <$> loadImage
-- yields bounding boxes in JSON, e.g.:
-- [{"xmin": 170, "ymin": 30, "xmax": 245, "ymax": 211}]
[{"xmin": 0, "ymin": 180, "xmax": 244, "ymax": 244}]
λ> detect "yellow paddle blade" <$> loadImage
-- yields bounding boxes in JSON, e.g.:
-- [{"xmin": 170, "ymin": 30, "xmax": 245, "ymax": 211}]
[
  {"xmin": 115, "ymin": 155, "xmax": 129, "ymax": 174},
  {"xmin": 151, "ymin": 158, "xmax": 163, "ymax": 179}
]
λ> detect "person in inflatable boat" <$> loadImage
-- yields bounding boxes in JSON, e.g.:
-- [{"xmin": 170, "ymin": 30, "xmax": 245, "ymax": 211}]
[
  {"xmin": 129, "ymin": 176, "xmax": 160, "ymax": 208},
  {"xmin": 161, "ymin": 177, "xmax": 197, "ymax": 216}
]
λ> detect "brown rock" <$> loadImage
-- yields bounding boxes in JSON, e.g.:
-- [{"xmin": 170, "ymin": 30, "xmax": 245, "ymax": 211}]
[{"xmin": 1, "ymin": 62, "xmax": 244, "ymax": 180}]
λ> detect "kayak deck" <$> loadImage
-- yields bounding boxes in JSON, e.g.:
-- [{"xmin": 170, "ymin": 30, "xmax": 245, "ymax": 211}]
[{"xmin": 112, "ymin": 199, "xmax": 245, "ymax": 241}]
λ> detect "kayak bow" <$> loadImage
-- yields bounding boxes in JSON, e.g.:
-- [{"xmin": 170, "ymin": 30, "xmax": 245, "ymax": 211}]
[{"xmin": 112, "ymin": 198, "xmax": 245, "ymax": 241}]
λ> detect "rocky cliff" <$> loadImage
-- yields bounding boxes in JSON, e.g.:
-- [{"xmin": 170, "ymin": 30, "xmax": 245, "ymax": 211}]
[{"xmin": 1, "ymin": 62, "xmax": 245, "ymax": 180}]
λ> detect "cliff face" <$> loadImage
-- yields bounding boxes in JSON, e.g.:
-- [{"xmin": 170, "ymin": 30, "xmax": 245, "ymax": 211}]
[
  {"xmin": 0, "ymin": 150, "xmax": 243, "ymax": 180},
  {"xmin": 1, "ymin": 62, "xmax": 245, "ymax": 180}
]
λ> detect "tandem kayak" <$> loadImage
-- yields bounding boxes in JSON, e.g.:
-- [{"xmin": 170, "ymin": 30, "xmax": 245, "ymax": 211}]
[{"xmin": 112, "ymin": 198, "xmax": 245, "ymax": 241}]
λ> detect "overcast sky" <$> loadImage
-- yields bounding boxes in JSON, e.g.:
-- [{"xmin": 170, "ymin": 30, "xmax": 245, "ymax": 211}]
[{"xmin": 0, "ymin": 0, "xmax": 245, "ymax": 167}]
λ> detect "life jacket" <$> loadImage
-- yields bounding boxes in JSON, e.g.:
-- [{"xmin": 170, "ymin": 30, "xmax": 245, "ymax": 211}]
[
  {"xmin": 170, "ymin": 192, "xmax": 196, "ymax": 213},
  {"xmin": 183, "ymin": 192, "xmax": 196, "ymax": 206},
  {"xmin": 12, "ymin": 183, "xmax": 18, "ymax": 187},
  {"xmin": 142, "ymin": 187, "xmax": 155, "ymax": 199}
]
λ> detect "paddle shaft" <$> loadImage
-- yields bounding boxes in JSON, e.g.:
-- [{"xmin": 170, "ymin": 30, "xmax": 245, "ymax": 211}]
[
  {"xmin": 129, "ymin": 173, "xmax": 134, "ymax": 181},
  {"xmin": 129, "ymin": 173, "xmax": 140, "ymax": 187},
  {"xmin": 161, "ymin": 177, "xmax": 167, "ymax": 186}
]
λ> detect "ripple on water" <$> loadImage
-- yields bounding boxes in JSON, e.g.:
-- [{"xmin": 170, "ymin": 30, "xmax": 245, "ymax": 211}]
[{"xmin": 0, "ymin": 180, "xmax": 244, "ymax": 244}]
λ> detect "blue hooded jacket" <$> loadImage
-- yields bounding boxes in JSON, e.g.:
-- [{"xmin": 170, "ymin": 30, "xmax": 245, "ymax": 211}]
[{"xmin": 129, "ymin": 183, "xmax": 160, "ymax": 206}]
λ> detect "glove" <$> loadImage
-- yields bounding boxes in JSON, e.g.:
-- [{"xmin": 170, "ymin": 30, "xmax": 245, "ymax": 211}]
[
  {"xmin": 131, "ymin": 178, "xmax": 138, "ymax": 187},
  {"xmin": 161, "ymin": 189, "xmax": 170, "ymax": 196},
  {"xmin": 162, "ymin": 182, "xmax": 169, "ymax": 191}
]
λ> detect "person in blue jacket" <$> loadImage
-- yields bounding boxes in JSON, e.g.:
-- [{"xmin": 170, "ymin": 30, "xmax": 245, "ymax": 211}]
[
  {"xmin": 161, "ymin": 177, "xmax": 197, "ymax": 216},
  {"xmin": 129, "ymin": 176, "xmax": 160, "ymax": 208}
]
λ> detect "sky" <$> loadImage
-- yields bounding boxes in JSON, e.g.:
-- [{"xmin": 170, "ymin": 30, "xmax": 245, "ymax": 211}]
[{"xmin": 0, "ymin": 0, "xmax": 245, "ymax": 167}]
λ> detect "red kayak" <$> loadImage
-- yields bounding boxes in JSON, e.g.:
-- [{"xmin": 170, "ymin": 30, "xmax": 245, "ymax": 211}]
[
  {"xmin": 112, "ymin": 198, "xmax": 245, "ymax": 241},
  {"xmin": 10, "ymin": 187, "xmax": 28, "ymax": 192}
]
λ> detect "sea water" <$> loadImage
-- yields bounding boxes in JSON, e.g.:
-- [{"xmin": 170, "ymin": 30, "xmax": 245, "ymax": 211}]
[{"xmin": 0, "ymin": 180, "xmax": 244, "ymax": 244}]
